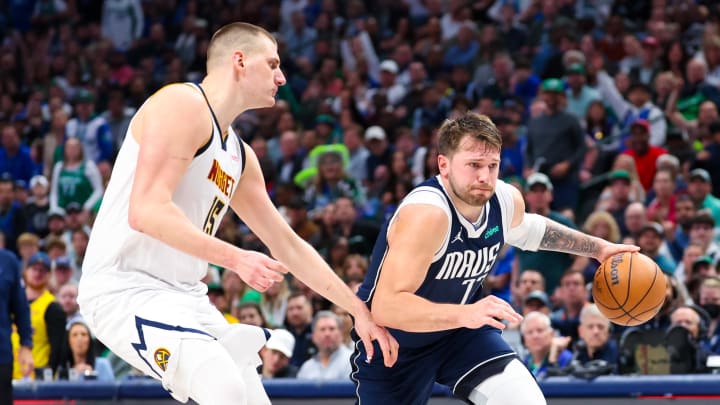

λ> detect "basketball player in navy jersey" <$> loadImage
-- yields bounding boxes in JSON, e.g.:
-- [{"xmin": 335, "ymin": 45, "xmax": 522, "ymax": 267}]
[
  {"xmin": 78, "ymin": 23, "xmax": 397, "ymax": 404},
  {"xmin": 353, "ymin": 113, "xmax": 638, "ymax": 404}
]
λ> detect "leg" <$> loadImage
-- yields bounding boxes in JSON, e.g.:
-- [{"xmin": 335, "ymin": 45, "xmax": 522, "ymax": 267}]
[
  {"xmin": 351, "ymin": 336, "xmax": 436, "ymax": 405},
  {"xmin": 437, "ymin": 326, "xmax": 545, "ymax": 405},
  {"xmin": 175, "ymin": 338, "xmax": 248, "ymax": 405},
  {"xmin": 466, "ymin": 359, "xmax": 545, "ymax": 405}
]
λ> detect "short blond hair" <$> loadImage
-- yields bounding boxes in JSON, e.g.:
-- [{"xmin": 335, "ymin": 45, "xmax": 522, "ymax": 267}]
[{"xmin": 206, "ymin": 22, "xmax": 276, "ymax": 72}]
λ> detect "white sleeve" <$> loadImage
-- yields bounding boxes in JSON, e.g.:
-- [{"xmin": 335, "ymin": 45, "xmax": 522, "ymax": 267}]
[
  {"xmin": 395, "ymin": 185, "xmax": 452, "ymax": 261},
  {"xmin": 493, "ymin": 180, "xmax": 516, "ymax": 237}
]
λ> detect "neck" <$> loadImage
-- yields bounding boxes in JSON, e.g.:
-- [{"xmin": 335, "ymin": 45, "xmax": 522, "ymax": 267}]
[
  {"xmin": 318, "ymin": 348, "xmax": 334, "ymax": 365},
  {"xmin": 26, "ymin": 286, "xmax": 44, "ymax": 301},
  {"xmin": 199, "ymin": 75, "xmax": 247, "ymax": 132},
  {"xmin": 531, "ymin": 351, "xmax": 547, "ymax": 366},
  {"xmin": 73, "ymin": 353, "xmax": 86, "ymax": 366}
]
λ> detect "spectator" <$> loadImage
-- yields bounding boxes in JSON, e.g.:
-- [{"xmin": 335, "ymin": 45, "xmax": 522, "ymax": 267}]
[
  {"xmin": 207, "ymin": 282, "xmax": 239, "ymax": 324},
  {"xmin": 0, "ymin": 249, "xmax": 33, "ymax": 402},
  {"xmin": 646, "ymin": 168, "xmax": 678, "ymax": 226},
  {"xmin": 284, "ymin": 292, "xmax": 315, "ymax": 368},
  {"xmin": 24, "ymin": 175, "xmax": 50, "ymax": 238},
  {"xmin": 698, "ymin": 277, "xmax": 720, "ymax": 354},
  {"xmin": 0, "ymin": 174, "xmax": 27, "ymax": 255},
  {"xmin": 101, "ymin": 88, "xmax": 135, "ymax": 154},
  {"xmin": 260, "ymin": 329, "xmax": 298, "ymax": 378},
  {"xmin": 57, "ymin": 321, "xmax": 114, "ymax": 381},
  {"xmin": 521, "ymin": 311, "xmax": 573, "ymax": 380},
  {"xmin": 628, "ymin": 36, "xmax": 662, "ymax": 86},
  {"xmin": 260, "ymin": 278, "xmax": 290, "ymax": 329},
  {"xmin": 65, "ymin": 90, "xmax": 112, "ymax": 164},
  {"xmin": 11, "ymin": 253, "xmax": 66, "ymax": 379},
  {"xmin": 551, "ymin": 270, "xmax": 590, "ymax": 344},
  {"xmin": 622, "ymin": 202, "xmax": 647, "ymax": 241},
  {"xmin": 331, "ymin": 196, "xmax": 379, "ymax": 256},
  {"xmin": 580, "ymin": 211, "xmax": 621, "ymax": 282},
  {"xmin": 667, "ymin": 194, "xmax": 697, "ymax": 264},
  {"xmin": 687, "ymin": 211, "xmax": 719, "ymax": 265},
  {"xmin": 694, "ymin": 121, "xmax": 720, "ymax": 197},
  {"xmin": 525, "ymin": 78, "xmax": 586, "ymax": 212},
  {"xmin": 668, "ymin": 305, "xmax": 711, "ymax": 373},
  {"xmin": 677, "ymin": 242, "xmax": 706, "ymax": 286},
  {"xmin": 342, "ymin": 124, "xmax": 370, "ymax": 186},
  {"xmin": 637, "ymin": 222, "xmax": 677, "ymax": 275},
  {"xmin": 596, "ymin": 58, "xmax": 667, "ymax": 147},
  {"xmin": 514, "ymin": 270, "xmax": 546, "ymax": 312},
  {"xmin": 565, "ymin": 63, "xmax": 600, "ymax": 120},
  {"xmin": 16, "ymin": 232, "xmax": 40, "ymax": 270},
  {"xmin": 56, "ymin": 283, "xmax": 82, "ymax": 327},
  {"xmin": 301, "ymin": 146, "xmax": 364, "ymax": 214},
  {"xmin": 237, "ymin": 302, "xmax": 268, "ymax": 328},
  {"xmin": 0, "ymin": 124, "xmax": 35, "ymax": 184},
  {"xmin": 297, "ymin": 311, "xmax": 352, "ymax": 380},
  {"xmin": 621, "ymin": 119, "xmax": 668, "ymax": 191},
  {"xmin": 51, "ymin": 255, "xmax": 74, "ymax": 294},
  {"xmin": 275, "ymin": 131, "xmax": 305, "ymax": 186},
  {"xmin": 686, "ymin": 169, "xmax": 720, "ymax": 226},
  {"xmin": 101, "ymin": 0, "xmax": 144, "ymax": 51},
  {"xmin": 339, "ymin": 254, "xmax": 368, "ymax": 283},
  {"xmin": 573, "ymin": 304, "xmax": 618, "ymax": 373},
  {"xmin": 49, "ymin": 137, "xmax": 104, "ymax": 220}
]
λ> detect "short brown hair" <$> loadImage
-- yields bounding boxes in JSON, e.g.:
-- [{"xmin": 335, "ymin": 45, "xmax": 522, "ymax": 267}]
[
  {"xmin": 206, "ymin": 22, "xmax": 276, "ymax": 72},
  {"xmin": 437, "ymin": 112, "xmax": 501, "ymax": 157}
]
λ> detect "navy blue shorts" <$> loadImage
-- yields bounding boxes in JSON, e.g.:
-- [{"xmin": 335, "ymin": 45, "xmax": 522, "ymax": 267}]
[{"xmin": 351, "ymin": 326, "xmax": 515, "ymax": 405}]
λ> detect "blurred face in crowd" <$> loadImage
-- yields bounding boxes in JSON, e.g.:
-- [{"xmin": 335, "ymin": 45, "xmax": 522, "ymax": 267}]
[
  {"xmin": 652, "ymin": 170, "xmax": 674, "ymax": 199},
  {"xmin": 560, "ymin": 272, "xmax": 586, "ymax": 306},
  {"xmin": 58, "ymin": 284, "xmax": 79, "ymax": 316},
  {"xmin": 682, "ymin": 244, "xmax": 705, "ymax": 275},
  {"xmin": 521, "ymin": 313, "xmax": 554, "ymax": 355},
  {"xmin": 318, "ymin": 152, "xmax": 343, "ymax": 182},
  {"xmin": 260, "ymin": 347, "xmax": 289, "ymax": 376},
  {"xmin": 25, "ymin": 262, "xmax": 50, "ymax": 290},
  {"xmin": 689, "ymin": 221, "xmax": 714, "ymax": 247},
  {"xmin": 68, "ymin": 323, "xmax": 92, "ymax": 356},
  {"xmin": 286, "ymin": 295, "xmax": 312, "ymax": 328},
  {"xmin": 675, "ymin": 198, "xmax": 696, "ymax": 227},
  {"xmin": 624, "ymin": 203, "xmax": 646, "ymax": 235},
  {"xmin": 687, "ymin": 178, "xmax": 710, "ymax": 201},
  {"xmin": 1, "ymin": 126, "xmax": 20, "ymax": 153},
  {"xmin": 239, "ymin": 305, "xmax": 264, "ymax": 327},
  {"xmin": 524, "ymin": 184, "xmax": 552, "ymax": 214},
  {"xmin": 638, "ymin": 229, "xmax": 663, "ymax": 255},
  {"xmin": 519, "ymin": 270, "xmax": 544, "ymax": 298},
  {"xmin": 610, "ymin": 178, "xmax": 631, "ymax": 203},
  {"xmin": 697, "ymin": 101, "xmax": 718, "ymax": 125},
  {"xmin": 700, "ymin": 285, "xmax": 720, "ymax": 306},
  {"xmin": 579, "ymin": 314, "xmax": 610, "ymax": 352},
  {"xmin": 628, "ymin": 126, "xmax": 650, "ymax": 154},
  {"xmin": 54, "ymin": 264, "xmax": 73, "ymax": 289},
  {"xmin": 671, "ymin": 307, "xmax": 700, "ymax": 339},
  {"xmin": 312, "ymin": 316, "xmax": 342, "ymax": 354}
]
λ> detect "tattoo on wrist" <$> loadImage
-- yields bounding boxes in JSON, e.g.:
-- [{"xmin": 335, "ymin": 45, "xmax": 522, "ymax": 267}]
[{"xmin": 539, "ymin": 223, "xmax": 600, "ymax": 256}]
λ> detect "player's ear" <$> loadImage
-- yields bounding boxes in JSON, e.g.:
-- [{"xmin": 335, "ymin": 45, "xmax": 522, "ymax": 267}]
[
  {"xmin": 233, "ymin": 51, "xmax": 245, "ymax": 69},
  {"xmin": 437, "ymin": 154, "xmax": 450, "ymax": 175}
]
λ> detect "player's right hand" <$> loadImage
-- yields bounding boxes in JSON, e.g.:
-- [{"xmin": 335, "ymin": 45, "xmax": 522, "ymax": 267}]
[
  {"xmin": 233, "ymin": 250, "xmax": 289, "ymax": 292},
  {"xmin": 462, "ymin": 295, "xmax": 523, "ymax": 330}
]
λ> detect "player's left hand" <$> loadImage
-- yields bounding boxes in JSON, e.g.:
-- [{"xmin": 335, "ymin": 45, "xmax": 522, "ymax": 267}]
[
  {"xmin": 353, "ymin": 300, "xmax": 399, "ymax": 367},
  {"xmin": 596, "ymin": 241, "xmax": 639, "ymax": 262}
]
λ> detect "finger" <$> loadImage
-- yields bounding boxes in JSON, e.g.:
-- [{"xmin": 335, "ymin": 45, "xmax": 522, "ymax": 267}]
[
  {"xmin": 263, "ymin": 268, "xmax": 285, "ymax": 282},
  {"xmin": 266, "ymin": 260, "xmax": 290, "ymax": 275},
  {"xmin": 383, "ymin": 334, "xmax": 399, "ymax": 367},
  {"xmin": 374, "ymin": 328, "xmax": 397, "ymax": 367},
  {"xmin": 486, "ymin": 317, "xmax": 506, "ymax": 330},
  {"xmin": 358, "ymin": 329, "xmax": 374, "ymax": 363}
]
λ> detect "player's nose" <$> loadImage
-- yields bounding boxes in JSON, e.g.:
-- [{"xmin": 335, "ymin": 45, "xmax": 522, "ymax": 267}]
[{"xmin": 275, "ymin": 70, "xmax": 286, "ymax": 86}]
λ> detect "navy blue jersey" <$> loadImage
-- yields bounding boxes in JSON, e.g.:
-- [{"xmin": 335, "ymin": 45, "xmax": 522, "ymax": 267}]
[{"xmin": 357, "ymin": 176, "xmax": 510, "ymax": 348}]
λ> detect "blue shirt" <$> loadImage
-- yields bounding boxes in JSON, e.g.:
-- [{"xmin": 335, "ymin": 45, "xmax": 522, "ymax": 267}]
[
  {"xmin": 0, "ymin": 146, "xmax": 35, "ymax": 183},
  {"xmin": 0, "ymin": 249, "xmax": 32, "ymax": 364}
]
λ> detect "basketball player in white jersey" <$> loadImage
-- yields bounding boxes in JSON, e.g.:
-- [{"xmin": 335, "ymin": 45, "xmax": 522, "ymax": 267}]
[{"xmin": 77, "ymin": 22, "xmax": 398, "ymax": 404}]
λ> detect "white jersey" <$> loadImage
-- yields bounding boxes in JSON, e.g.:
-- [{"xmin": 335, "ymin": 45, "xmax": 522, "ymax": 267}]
[{"xmin": 81, "ymin": 83, "xmax": 245, "ymax": 298}]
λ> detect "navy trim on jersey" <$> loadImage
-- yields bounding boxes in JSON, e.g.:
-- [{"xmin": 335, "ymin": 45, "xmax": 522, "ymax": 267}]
[
  {"xmin": 130, "ymin": 315, "xmax": 215, "ymax": 378},
  {"xmin": 196, "ymin": 84, "xmax": 228, "ymax": 152},
  {"xmin": 239, "ymin": 138, "xmax": 247, "ymax": 174}
]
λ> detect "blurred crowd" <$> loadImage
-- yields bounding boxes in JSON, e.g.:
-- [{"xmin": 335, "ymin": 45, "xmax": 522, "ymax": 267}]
[{"xmin": 2, "ymin": 0, "xmax": 720, "ymax": 385}]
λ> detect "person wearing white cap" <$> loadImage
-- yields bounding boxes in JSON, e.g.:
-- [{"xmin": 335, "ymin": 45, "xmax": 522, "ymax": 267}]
[
  {"xmin": 260, "ymin": 329, "xmax": 298, "ymax": 378},
  {"xmin": 25, "ymin": 175, "xmax": 51, "ymax": 237},
  {"xmin": 360, "ymin": 59, "xmax": 407, "ymax": 116}
]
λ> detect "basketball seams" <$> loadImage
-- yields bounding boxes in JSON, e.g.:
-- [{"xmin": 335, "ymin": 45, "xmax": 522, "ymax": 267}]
[
  {"xmin": 620, "ymin": 262, "xmax": 659, "ymax": 317},
  {"xmin": 593, "ymin": 253, "xmax": 666, "ymax": 326}
]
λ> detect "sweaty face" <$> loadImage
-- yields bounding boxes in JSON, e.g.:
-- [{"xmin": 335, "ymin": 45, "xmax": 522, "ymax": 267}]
[{"xmin": 442, "ymin": 138, "xmax": 499, "ymax": 207}]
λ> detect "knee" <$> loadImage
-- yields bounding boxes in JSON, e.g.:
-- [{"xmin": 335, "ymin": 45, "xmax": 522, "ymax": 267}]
[{"xmin": 469, "ymin": 359, "xmax": 545, "ymax": 405}]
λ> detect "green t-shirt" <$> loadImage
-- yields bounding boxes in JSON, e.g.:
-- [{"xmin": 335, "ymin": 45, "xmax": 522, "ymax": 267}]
[{"xmin": 57, "ymin": 162, "xmax": 93, "ymax": 209}]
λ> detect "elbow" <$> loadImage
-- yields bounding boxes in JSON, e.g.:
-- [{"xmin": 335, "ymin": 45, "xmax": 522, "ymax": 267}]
[
  {"xmin": 127, "ymin": 201, "xmax": 145, "ymax": 232},
  {"xmin": 370, "ymin": 295, "xmax": 394, "ymax": 327}
]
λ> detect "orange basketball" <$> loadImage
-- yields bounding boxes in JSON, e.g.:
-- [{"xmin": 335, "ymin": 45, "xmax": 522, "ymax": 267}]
[{"xmin": 592, "ymin": 252, "xmax": 667, "ymax": 326}]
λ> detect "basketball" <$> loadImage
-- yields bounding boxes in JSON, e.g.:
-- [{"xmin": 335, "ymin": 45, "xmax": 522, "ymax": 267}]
[{"xmin": 592, "ymin": 252, "xmax": 667, "ymax": 326}]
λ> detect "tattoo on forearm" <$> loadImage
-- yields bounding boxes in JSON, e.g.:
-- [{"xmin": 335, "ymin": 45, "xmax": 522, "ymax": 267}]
[{"xmin": 539, "ymin": 222, "xmax": 600, "ymax": 257}]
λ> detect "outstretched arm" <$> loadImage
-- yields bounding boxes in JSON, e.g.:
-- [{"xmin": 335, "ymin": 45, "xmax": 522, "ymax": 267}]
[
  {"xmin": 231, "ymin": 142, "xmax": 398, "ymax": 366},
  {"xmin": 506, "ymin": 185, "xmax": 638, "ymax": 262}
]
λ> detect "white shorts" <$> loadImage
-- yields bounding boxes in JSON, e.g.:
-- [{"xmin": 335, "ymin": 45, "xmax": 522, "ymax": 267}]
[{"xmin": 79, "ymin": 276, "xmax": 268, "ymax": 402}]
